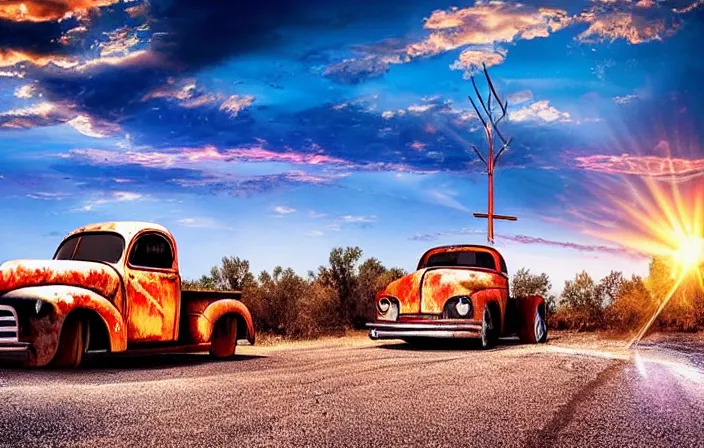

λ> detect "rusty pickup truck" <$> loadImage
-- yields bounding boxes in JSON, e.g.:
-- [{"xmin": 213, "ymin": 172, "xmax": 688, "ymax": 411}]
[
  {"xmin": 0, "ymin": 221, "xmax": 255, "ymax": 368},
  {"xmin": 366, "ymin": 244, "xmax": 547, "ymax": 348}
]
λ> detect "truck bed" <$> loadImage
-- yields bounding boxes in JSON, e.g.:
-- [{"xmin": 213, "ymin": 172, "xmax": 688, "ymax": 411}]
[{"xmin": 181, "ymin": 289, "xmax": 242, "ymax": 301}]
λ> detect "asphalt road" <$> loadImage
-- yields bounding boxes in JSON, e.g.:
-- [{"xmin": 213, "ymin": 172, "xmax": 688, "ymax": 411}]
[{"xmin": 0, "ymin": 333, "xmax": 703, "ymax": 448}]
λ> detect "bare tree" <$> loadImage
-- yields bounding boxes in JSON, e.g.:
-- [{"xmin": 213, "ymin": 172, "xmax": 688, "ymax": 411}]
[{"xmin": 468, "ymin": 62, "xmax": 517, "ymax": 244}]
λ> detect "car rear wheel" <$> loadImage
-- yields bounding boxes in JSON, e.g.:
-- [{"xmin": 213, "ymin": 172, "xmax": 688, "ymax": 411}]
[
  {"xmin": 52, "ymin": 314, "xmax": 90, "ymax": 368},
  {"xmin": 210, "ymin": 316, "xmax": 238, "ymax": 359},
  {"xmin": 480, "ymin": 305, "xmax": 497, "ymax": 349},
  {"xmin": 520, "ymin": 301, "xmax": 548, "ymax": 344}
]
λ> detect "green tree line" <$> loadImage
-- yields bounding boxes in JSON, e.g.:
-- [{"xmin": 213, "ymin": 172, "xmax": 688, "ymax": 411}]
[{"xmin": 184, "ymin": 248, "xmax": 704, "ymax": 338}]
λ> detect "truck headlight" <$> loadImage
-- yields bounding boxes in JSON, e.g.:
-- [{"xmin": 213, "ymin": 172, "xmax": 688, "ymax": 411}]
[
  {"xmin": 378, "ymin": 298, "xmax": 391, "ymax": 314},
  {"xmin": 35, "ymin": 299, "xmax": 43, "ymax": 314},
  {"xmin": 455, "ymin": 297, "xmax": 471, "ymax": 317}
]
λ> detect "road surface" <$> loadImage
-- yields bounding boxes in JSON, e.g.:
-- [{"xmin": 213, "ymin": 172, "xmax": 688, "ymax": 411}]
[{"xmin": 0, "ymin": 333, "xmax": 702, "ymax": 447}]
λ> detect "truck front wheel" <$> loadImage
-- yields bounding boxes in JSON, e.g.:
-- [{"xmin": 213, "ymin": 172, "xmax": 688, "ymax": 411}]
[
  {"xmin": 51, "ymin": 314, "xmax": 89, "ymax": 368},
  {"xmin": 210, "ymin": 316, "xmax": 238, "ymax": 359}
]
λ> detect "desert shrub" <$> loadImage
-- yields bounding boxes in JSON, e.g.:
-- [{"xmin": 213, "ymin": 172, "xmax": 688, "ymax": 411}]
[
  {"xmin": 511, "ymin": 268, "xmax": 557, "ymax": 316},
  {"xmin": 182, "ymin": 247, "xmax": 405, "ymax": 339},
  {"xmin": 604, "ymin": 275, "xmax": 654, "ymax": 331}
]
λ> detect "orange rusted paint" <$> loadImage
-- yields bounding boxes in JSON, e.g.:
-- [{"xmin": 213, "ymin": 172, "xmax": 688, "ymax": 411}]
[
  {"xmin": 420, "ymin": 268, "xmax": 497, "ymax": 314},
  {"xmin": 372, "ymin": 244, "xmax": 540, "ymax": 339},
  {"xmin": 124, "ymin": 268, "xmax": 179, "ymax": 342},
  {"xmin": 0, "ymin": 260, "xmax": 121, "ymax": 300},
  {"xmin": 188, "ymin": 299, "xmax": 255, "ymax": 345},
  {"xmin": 0, "ymin": 221, "xmax": 255, "ymax": 367},
  {"xmin": 0, "ymin": 286, "xmax": 127, "ymax": 367}
]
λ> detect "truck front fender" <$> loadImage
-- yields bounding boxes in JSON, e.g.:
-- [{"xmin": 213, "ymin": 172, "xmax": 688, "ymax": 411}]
[
  {"xmin": 190, "ymin": 299, "xmax": 255, "ymax": 345},
  {"xmin": 1, "ymin": 285, "xmax": 127, "ymax": 366}
]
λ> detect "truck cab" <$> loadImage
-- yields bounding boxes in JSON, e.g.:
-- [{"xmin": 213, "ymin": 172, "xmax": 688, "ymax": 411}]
[{"xmin": 0, "ymin": 221, "xmax": 255, "ymax": 368}]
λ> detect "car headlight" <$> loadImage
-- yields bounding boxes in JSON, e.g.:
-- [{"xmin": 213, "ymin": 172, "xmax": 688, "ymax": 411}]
[
  {"xmin": 455, "ymin": 297, "xmax": 471, "ymax": 316},
  {"xmin": 378, "ymin": 298, "xmax": 391, "ymax": 313},
  {"xmin": 35, "ymin": 299, "xmax": 43, "ymax": 314}
]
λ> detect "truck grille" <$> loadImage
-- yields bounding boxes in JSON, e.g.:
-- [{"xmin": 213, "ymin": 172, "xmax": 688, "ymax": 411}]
[{"xmin": 0, "ymin": 305, "xmax": 19, "ymax": 343}]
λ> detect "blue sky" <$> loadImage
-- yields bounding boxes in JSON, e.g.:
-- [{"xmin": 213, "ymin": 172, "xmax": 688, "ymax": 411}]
[{"xmin": 1, "ymin": 0, "xmax": 703, "ymax": 293}]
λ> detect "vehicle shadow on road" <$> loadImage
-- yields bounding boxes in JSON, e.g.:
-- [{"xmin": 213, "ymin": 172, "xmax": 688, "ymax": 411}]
[
  {"xmin": 376, "ymin": 337, "xmax": 523, "ymax": 352},
  {"xmin": 78, "ymin": 352, "xmax": 266, "ymax": 370},
  {"xmin": 0, "ymin": 353, "xmax": 266, "ymax": 373}
]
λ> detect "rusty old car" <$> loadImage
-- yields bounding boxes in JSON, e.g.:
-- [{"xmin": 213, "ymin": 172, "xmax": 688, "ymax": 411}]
[
  {"xmin": 0, "ymin": 221, "xmax": 255, "ymax": 368},
  {"xmin": 366, "ymin": 244, "xmax": 547, "ymax": 348}
]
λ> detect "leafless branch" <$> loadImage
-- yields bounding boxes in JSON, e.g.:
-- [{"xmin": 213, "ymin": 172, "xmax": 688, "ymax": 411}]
[
  {"xmin": 468, "ymin": 96, "xmax": 488, "ymax": 129},
  {"xmin": 471, "ymin": 75, "xmax": 491, "ymax": 118},
  {"xmin": 471, "ymin": 144, "xmax": 488, "ymax": 167},
  {"xmin": 493, "ymin": 138, "xmax": 513, "ymax": 167}
]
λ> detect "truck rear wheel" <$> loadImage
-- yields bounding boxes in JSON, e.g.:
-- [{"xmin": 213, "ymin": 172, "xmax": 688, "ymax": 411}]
[
  {"xmin": 519, "ymin": 300, "xmax": 548, "ymax": 344},
  {"xmin": 210, "ymin": 316, "xmax": 238, "ymax": 359},
  {"xmin": 52, "ymin": 314, "xmax": 89, "ymax": 368}
]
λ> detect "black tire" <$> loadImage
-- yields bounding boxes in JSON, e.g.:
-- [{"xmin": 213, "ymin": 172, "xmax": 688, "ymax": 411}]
[
  {"xmin": 480, "ymin": 305, "xmax": 498, "ymax": 349},
  {"xmin": 210, "ymin": 316, "xmax": 238, "ymax": 359},
  {"xmin": 52, "ymin": 314, "xmax": 89, "ymax": 368}
]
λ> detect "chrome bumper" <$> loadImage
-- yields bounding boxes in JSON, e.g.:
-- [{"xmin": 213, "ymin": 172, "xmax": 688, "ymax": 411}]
[
  {"xmin": 366, "ymin": 320, "xmax": 483, "ymax": 340},
  {"xmin": 0, "ymin": 304, "xmax": 30, "ymax": 362}
]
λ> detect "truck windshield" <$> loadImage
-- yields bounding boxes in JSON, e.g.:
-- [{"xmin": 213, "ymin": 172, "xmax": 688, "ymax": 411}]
[
  {"xmin": 425, "ymin": 251, "xmax": 496, "ymax": 271},
  {"xmin": 54, "ymin": 232, "xmax": 125, "ymax": 264}
]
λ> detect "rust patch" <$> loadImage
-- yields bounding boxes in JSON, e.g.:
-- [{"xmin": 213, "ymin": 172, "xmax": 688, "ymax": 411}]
[
  {"xmin": 124, "ymin": 269, "xmax": 179, "ymax": 342},
  {"xmin": 0, "ymin": 261, "xmax": 120, "ymax": 300},
  {"xmin": 381, "ymin": 270, "xmax": 425, "ymax": 314},
  {"xmin": 420, "ymin": 269, "xmax": 495, "ymax": 314}
]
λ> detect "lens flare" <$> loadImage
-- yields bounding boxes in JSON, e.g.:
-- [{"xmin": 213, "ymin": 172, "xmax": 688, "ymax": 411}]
[{"xmin": 579, "ymin": 173, "xmax": 703, "ymax": 348}]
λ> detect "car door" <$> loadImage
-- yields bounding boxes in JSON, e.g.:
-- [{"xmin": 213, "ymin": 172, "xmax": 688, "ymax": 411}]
[{"xmin": 124, "ymin": 231, "xmax": 181, "ymax": 342}]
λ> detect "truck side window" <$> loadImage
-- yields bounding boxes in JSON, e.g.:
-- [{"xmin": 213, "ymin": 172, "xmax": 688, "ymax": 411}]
[{"xmin": 129, "ymin": 234, "xmax": 174, "ymax": 270}]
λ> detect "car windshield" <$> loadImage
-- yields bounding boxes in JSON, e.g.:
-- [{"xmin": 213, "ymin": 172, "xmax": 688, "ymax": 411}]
[
  {"xmin": 424, "ymin": 250, "xmax": 497, "ymax": 271},
  {"xmin": 54, "ymin": 232, "xmax": 125, "ymax": 264}
]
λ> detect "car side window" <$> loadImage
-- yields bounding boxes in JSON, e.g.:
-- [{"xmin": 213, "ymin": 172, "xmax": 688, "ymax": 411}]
[{"xmin": 129, "ymin": 233, "xmax": 174, "ymax": 270}]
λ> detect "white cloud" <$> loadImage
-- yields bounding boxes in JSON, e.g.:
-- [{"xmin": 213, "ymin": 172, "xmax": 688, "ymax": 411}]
[
  {"xmin": 273, "ymin": 206, "xmax": 297, "ymax": 215},
  {"xmin": 509, "ymin": 100, "xmax": 571, "ymax": 123},
  {"xmin": 176, "ymin": 217, "xmax": 236, "ymax": 231},
  {"xmin": 14, "ymin": 84, "xmax": 35, "ymax": 99},
  {"xmin": 306, "ymin": 230, "xmax": 325, "ymax": 237},
  {"xmin": 340, "ymin": 215, "xmax": 377, "ymax": 223}
]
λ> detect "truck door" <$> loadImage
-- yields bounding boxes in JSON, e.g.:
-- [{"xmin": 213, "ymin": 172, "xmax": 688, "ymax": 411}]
[{"xmin": 124, "ymin": 232, "xmax": 181, "ymax": 342}]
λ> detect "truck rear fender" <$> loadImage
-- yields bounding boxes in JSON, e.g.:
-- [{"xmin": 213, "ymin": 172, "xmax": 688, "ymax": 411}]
[{"xmin": 191, "ymin": 299, "xmax": 255, "ymax": 345}]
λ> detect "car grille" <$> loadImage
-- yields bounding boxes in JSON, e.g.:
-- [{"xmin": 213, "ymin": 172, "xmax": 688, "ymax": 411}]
[{"xmin": 0, "ymin": 305, "xmax": 19, "ymax": 343}]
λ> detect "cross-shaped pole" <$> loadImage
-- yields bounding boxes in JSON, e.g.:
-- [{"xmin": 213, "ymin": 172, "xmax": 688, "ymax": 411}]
[{"xmin": 468, "ymin": 63, "xmax": 518, "ymax": 245}]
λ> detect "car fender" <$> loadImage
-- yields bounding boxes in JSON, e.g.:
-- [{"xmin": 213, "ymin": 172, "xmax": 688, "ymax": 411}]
[
  {"xmin": 1, "ymin": 285, "xmax": 127, "ymax": 366},
  {"xmin": 190, "ymin": 299, "xmax": 255, "ymax": 345}
]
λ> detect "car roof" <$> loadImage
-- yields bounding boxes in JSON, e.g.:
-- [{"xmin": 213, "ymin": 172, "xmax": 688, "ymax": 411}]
[
  {"xmin": 65, "ymin": 221, "xmax": 171, "ymax": 242},
  {"xmin": 416, "ymin": 244, "xmax": 506, "ymax": 271}
]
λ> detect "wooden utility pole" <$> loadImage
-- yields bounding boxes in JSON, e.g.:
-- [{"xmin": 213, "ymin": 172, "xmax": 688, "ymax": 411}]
[{"xmin": 468, "ymin": 63, "xmax": 517, "ymax": 245}]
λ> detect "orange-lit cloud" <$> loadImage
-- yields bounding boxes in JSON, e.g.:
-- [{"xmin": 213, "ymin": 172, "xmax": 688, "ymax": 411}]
[
  {"xmin": 407, "ymin": 3, "xmax": 570, "ymax": 58},
  {"xmin": 99, "ymin": 26, "xmax": 141, "ymax": 57},
  {"xmin": 576, "ymin": 10, "xmax": 673, "ymax": 44},
  {"xmin": 0, "ymin": 0, "xmax": 119, "ymax": 22},
  {"xmin": 0, "ymin": 49, "xmax": 79, "ymax": 69},
  {"xmin": 0, "ymin": 101, "xmax": 119, "ymax": 137},
  {"xmin": 220, "ymin": 95, "xmax": 255, "ymax": 117},
  {"xmin": 574, "ymin": 154, "xmax": 704, "ymax": 181},
  {"xmin": 14, "ymin": 84, "xmax": 35, "ymax": 99},
  {"xmin": 66, "ymin": 115, "xmax": 120, "ymax": 138}
]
